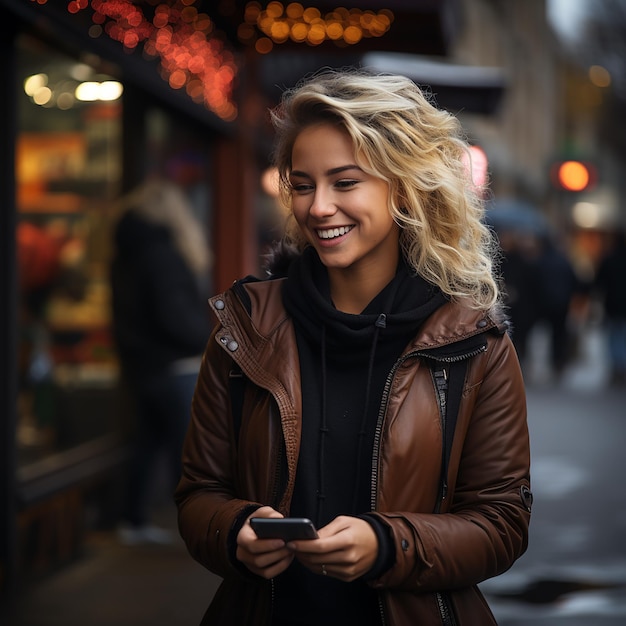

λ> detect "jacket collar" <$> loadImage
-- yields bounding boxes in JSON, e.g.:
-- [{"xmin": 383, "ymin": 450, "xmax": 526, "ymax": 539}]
[{"xmin": 210, "ymin": 278, "xmax": 507, "ymax": 364}]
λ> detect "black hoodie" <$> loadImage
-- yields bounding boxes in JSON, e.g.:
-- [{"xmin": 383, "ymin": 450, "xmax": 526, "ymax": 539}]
[{"xmin": 272, "ymin": 246, "xmax": 447, "ymax": 626}]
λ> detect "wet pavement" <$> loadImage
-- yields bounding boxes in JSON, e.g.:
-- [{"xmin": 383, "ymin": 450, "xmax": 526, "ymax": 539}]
[
  {"xmin": 482, "ymin": 324, "xmax": 626, "ymax": 624},
  {"xmin": 4, "ymin": 323, "xmax": 626, "ymax": 625}
]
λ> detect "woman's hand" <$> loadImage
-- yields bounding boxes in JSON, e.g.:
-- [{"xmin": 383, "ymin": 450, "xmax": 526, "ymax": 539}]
[
  {"xmin": 236, "ymin": 506, "xmax": 294, "ymax": 579},
  {"xmin": 289, "ymin": 516, "xmax": 378, "ymax": 582}
]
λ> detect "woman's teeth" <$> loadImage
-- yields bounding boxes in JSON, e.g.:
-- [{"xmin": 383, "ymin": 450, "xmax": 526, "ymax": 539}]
[{"xmin": 317, "ymin": 226, "xmax": 353, "ymax": 239}]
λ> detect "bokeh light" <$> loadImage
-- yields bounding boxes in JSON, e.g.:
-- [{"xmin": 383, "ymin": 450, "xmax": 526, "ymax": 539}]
[
  {"xmin": 30, "ymin": 0, "xmax": 239, "ymax": 120},
  {"xmin": 242, "ymin": 2, "xmax": 393, "ymax": 48}
]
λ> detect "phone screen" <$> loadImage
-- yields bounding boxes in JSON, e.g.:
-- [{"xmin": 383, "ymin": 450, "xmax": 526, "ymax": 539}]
[{"xmin": 250, "ymin": 517, "xmax": 319, "ymax": 540}]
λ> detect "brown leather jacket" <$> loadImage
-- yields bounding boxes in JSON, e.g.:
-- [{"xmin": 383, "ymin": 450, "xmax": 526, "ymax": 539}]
[{"xmin": 175, "ymin": 278, "xmax": 531, "ymax": 626}]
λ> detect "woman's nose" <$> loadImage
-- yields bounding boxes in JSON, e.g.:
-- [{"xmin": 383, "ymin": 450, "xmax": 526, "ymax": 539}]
[{"xmin": 308, "ymin": 189, "xmax": 336, "ymax": 218}]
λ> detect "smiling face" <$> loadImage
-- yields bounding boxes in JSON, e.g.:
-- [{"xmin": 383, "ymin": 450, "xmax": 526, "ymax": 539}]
[{"xmin": 289, "ymin": 123, "xmax": 400, "ymax": 286}]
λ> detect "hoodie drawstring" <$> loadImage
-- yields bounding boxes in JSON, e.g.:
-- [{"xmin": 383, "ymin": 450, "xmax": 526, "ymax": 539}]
[
  {"xmin": 315, "ymin": 276, "xmax": 401, "ymax": 525},
  {"xmin": 316, "ymin": 325, "xmax": 329, "ymax": 526}
]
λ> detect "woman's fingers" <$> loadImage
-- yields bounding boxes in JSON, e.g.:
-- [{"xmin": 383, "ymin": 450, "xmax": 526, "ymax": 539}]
[
  {"xmin": 289, "ymin": 516, "xmax": 379, "ymax": 582},
  {"xmin": 236, "ymin": 507, "xmax": 294, "ymax": 578},
  {"xmin": 238, "ymin": 545, "xmax": 294, "ymax": 578}
]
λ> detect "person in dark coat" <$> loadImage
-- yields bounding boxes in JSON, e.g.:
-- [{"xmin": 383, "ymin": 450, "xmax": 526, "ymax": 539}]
[
  {"xmin": 534, "ymin": 235, "xmax": 580, "ymax": 377},
  {"xmin": 111, "ymin": 179, "xmax": 212, "ymax": 544},
  {"xmin": 496, "ymin": 230, "xmax": 541, "ymax": 365},
  {"xmin": 595, "ymin": 230, "xmax": 626, "ymax": 386}
]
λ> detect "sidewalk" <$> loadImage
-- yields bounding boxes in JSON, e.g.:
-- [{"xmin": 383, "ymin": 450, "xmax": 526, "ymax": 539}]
[{"xmin": 6, "ymin": 502, "xmax": 222, "ymax": 626}]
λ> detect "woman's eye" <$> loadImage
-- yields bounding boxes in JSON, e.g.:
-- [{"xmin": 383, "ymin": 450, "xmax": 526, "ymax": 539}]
[
  {"xmin": 335, "ymin": 179, "xmax": 358, "ymax": 189},
  {"xmin": 290, "ymin": 182, "xmax": 313, "ymax": 193}
]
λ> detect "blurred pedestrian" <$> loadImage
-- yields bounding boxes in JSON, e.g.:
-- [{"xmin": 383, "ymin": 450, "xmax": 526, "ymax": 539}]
[
  {"xmin": 497, "ymin": 230, "xmax": 541, "ymax": 365},
  {"xmin": 595, "ymin": 230, "xmax": 626, "ymax": 386},
  {"xmin": 111, "ymin": 179, "xmax": 211, "ymax": 544},
  {"xmin": 175, "ymin": 70, "xmax": 531, "ymax": 626},
  {"xmin": 534, "ymin": 234, "xmax": 580, "ymax": 378}
]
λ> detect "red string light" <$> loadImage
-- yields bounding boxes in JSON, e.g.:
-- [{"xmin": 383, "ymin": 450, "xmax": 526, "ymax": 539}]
[{"xmin": 32, "ymin": 0, "xmax": 238, "ymax": 120}]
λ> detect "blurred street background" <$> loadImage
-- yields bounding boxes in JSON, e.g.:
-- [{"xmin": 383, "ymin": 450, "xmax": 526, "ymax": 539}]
[
  {"xmin": 2, "ymin": 0, "xmax": 626, "ymax": 624},
  {"xmin": 5, "ymin": 324, "xmax": 626, "ymax": 626}
]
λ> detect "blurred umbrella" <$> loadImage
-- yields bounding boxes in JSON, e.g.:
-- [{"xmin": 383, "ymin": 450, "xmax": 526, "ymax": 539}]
[{"xmin": 485, "ymin": 198, "xmax": 550, "ymax": 235}]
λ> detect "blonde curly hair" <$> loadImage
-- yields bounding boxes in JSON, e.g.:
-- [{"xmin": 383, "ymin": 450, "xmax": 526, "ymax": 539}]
[{"xmin": 270, "ymin": 69, "xmax": 500, "ymax": 311}]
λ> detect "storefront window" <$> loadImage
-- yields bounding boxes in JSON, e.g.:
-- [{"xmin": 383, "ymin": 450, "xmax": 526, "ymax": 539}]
[{"xmin": 16, "ymin": 34, "xmax": 123, "ymax": 469}]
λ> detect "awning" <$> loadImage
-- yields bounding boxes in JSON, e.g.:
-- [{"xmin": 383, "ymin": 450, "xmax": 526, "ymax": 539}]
[
  {"xmin": 362, "ymin": 52, "xmax": 507, "ymax": 114},
  {"xmin": 259, "ymin": 51, "xmax": 506, "ymax": 115}
]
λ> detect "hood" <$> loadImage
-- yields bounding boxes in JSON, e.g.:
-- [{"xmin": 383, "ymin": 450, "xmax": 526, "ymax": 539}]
[{"xmin": 281, "ymin": 246, "xmax": 448, "ymax": 362}]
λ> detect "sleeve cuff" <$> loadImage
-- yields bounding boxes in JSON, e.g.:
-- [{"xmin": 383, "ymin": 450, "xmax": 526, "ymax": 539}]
[
  {"xmin": 358, "ymin": 513, "xmax": 396, "ymax": 580},
  {"xmin": 227, "ymin": 503, "xmax": 263, "ymax": 577}
]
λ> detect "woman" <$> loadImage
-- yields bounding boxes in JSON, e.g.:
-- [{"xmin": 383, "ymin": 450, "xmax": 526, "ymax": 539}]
[{"xmin": 175, "ymin": 70, "xmax": 531, "ymax": 625}]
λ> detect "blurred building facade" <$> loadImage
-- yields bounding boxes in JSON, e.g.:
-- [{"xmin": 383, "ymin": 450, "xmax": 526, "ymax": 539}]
[
  {"xmin": 453, "ymin": 1, "xmax": 565, "ymax": 200},
  {"xmin": 0, "ymin": 0, "xmax": 620, "ymax": 605},
  {"xmin": 452, "ymin": 0, "xmax": 624, "ymax": 276}
]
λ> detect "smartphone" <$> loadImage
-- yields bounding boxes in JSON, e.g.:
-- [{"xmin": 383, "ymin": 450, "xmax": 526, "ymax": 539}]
[{"xmin": 250, "ymin": 517, "xmax": 319, "ymax": 541}]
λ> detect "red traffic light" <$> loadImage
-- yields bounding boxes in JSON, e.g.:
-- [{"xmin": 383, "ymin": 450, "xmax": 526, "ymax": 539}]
[{"xmin": 551, "ymin": 160, "xmax": 596, "ymax": 192}]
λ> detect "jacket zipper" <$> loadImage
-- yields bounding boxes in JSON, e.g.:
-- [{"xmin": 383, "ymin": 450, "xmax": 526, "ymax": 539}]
[
  {"xmin": 269, "ymin": 578, "xmax": 276, "ymax": 624},
  {"xmin": 370, "ymin": 345, "xmax": 486, "ymax": 626},
  {"xmin": 432, "ymin": 365, "xmax": 449, "ymax": 509},
  {"xmin": 436, "ymin": 591, "xmax": 458, "ymax": 626},
  {"xmin": 377, "ymin": 595, "xmax": 387, "ymax": 626},
  {"xmin": 269, "ymin": 401, "xmax": 285, "ymax": 511}
]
